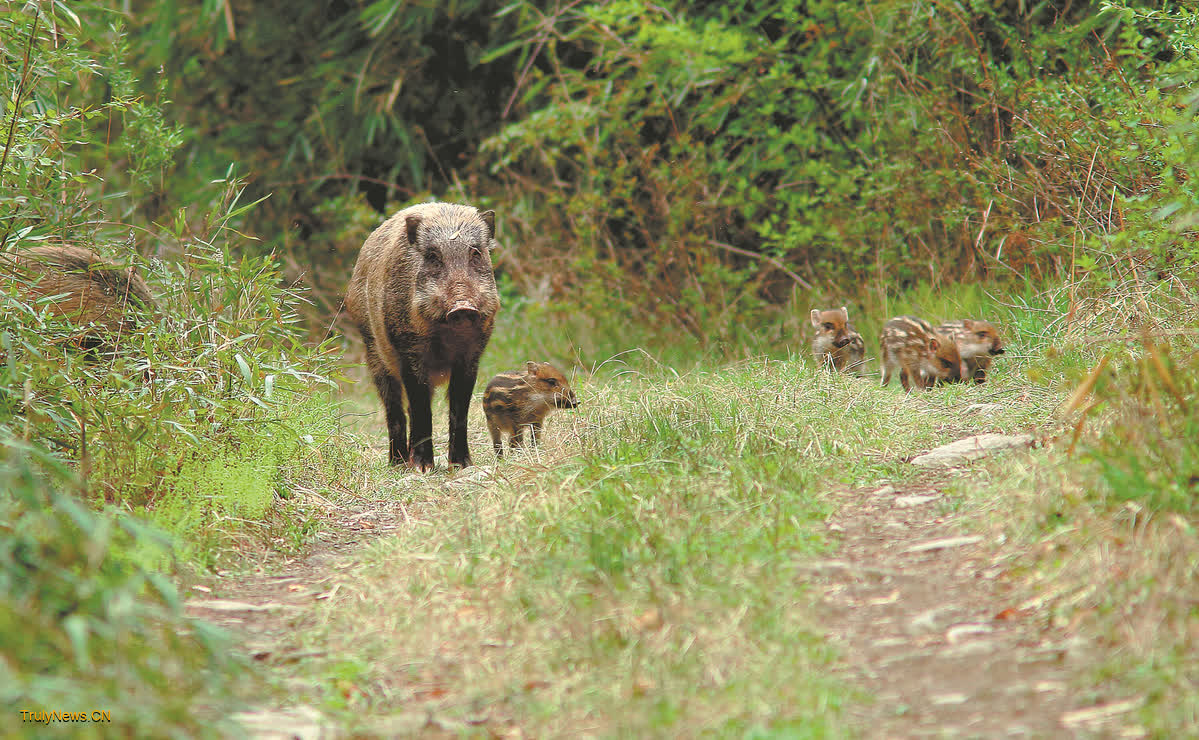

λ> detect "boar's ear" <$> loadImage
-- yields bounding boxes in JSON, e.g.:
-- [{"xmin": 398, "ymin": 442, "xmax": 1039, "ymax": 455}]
[
  {"xmin": 809, "ymin": 310, "xmax": 821, "ymax": 327},
  {"xmin": 405, "ymin": 214, "xmax": 422, "ymax": 247},
  {"xmin": 927, "ymin": 336, "xmax": 941, "ymax": 353},
  {"xmin": 525, "ymin": 360, "xmax": 538, "ymax": 376},
  {"xmin": 840, "ymin": 305, "xmax": 849, "ymax": 319},
  {"xmin": 479, "ymin": 210, "xmax": 496, "ymax": 240},
  {"xmin": 961, "ymin": 319, "xmax": 974, "ymax": 330}
]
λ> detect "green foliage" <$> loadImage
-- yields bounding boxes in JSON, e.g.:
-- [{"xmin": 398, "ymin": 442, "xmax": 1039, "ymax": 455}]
[
  {"xmin": 107, "ymin": 0, "xmax": 527, "ymax": 266},
  {"xmin": 0, "ymin": 443, "xmax": 240, "ymax": 737},
  {"xmin": 1, "ymin": 1, "xmax": 341, "ymax": 559},
  {"xmin": 1079, "ymin": 335, "xmax": 1199, "ymax": 514},
  {"xmin": 473, "ymin": 0, "xmax": 1197, "ymax": 342},
  {"xmin": 0, "ymin": 4, "xmax": 183, "ymax": 246}
]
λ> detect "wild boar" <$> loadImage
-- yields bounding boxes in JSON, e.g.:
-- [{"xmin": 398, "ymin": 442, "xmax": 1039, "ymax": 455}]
[
  {"xmin": 483, "ymin": 361, "xmax": 579, "ymax": 458},
  {"xmin": 880, "ymin": 315, "xmax": 964, "ymax": 391},
  {"xmin": 937, "ymin": 319, "xmax": 1005, "ymax": 384},
  {"xmin": 1, "ymin": 244, "xmax": 156, "ymax": 353},
  {"xmin": 810, "ymin": 306, "xmax": 866, "ymax": 375},
  {"xmin": 345, "ymin": 202, "xmax": 501, "ymax": 470}
]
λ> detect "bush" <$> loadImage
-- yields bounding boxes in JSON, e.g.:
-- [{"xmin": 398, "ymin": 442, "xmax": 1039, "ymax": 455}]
[
  {"xmin": 0, "ymin": 442, "xmax": 241, "ymax": 738},
  {"xmin": 1, "ymin": 4, "xmax": 341, "ymax": 561}
]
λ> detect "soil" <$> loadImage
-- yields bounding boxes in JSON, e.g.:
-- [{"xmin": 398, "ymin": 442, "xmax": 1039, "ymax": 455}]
[
  {"xmin": 817, "ymin": 479, "xmax": 1140, "ymax": 738},
  {"xmin": 186, "ymin": 462, "xmax": 1144, "ymax": 738}
]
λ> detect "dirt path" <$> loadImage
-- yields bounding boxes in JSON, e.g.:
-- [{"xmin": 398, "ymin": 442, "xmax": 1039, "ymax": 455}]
[
  {"xmin": 185, "ymin": 459, "xmax": 1142, "ymax": 738},
  {"xmin": 817, "ymin": 478, "xmax": 1140, "ymax": 738}
]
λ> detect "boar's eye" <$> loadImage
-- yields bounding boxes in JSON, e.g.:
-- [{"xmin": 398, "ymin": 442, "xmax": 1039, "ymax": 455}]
[
  {"xmin": 823, "ymin": 323, "xmax": 835, "ymax": 330},
  {"xmin": 941, "ymin": 359, "xmax": 955, "ymax": 369},
  {"xmin": 976, "ymin": 331, "xmax": 989, "ymax": 339},
  {"xmin": 545, "ymin": 378, "xmax": 558, "ymax": 387},
  {"xmin": 424, "ymin": 248, "xmax": 443, "ymax": 266}
]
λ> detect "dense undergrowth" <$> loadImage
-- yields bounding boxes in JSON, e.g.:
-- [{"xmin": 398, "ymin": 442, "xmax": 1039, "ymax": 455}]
[
  {"xmin": 1, "ymin": 5, "xmax": 344, "ymax": 733},
  {"xmin": 3, "ymin": 0, "xmax": 1199, "ymax": 735}
]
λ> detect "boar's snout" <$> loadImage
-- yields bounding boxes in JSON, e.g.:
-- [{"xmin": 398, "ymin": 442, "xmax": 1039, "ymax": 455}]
[
  {"xmin": 446, "ymin": 299, "xmax": 481, "ymax": 324},
  {"xmin": 556, "ymin": 391, "xmax": 580, "ymax": 409},
  {"xmin": 990, "ymin": 347, "xmax": 1006, "ymax": 355},
  {"xmin": 833, "ymin": 336, "xmax": 851, "ymax": 348}
]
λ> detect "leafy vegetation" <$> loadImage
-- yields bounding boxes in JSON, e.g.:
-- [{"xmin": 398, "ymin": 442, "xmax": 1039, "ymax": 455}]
[
  {"xmin": 0, "ymin": 443, "xmax": 241, "ymax": 738},
  {"xmin": 1, "ymin": 3, "xmax": 343, "ymax": 729},
  {"xmin": 4, "ymin": 0, "xmax": 1199, "ymax": 735}
]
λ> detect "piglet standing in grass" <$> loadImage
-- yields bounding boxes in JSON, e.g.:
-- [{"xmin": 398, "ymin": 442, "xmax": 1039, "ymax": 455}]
[
  {"xmin": 936, "ymin": 319, "xmax": 1006, "ymax": 384},
  {"xmin": 880, "ymin": 315, "xmax": 964, "ymax": 391},
  {"xmin": 483, "ymin": 361, "xmax": 580, "ymax": 458},
  {"xmin": 810, "ymin": 306, "xmax": 866, "ymax": 375},
  {"xmin": 346, "ymin": 202, "xmax": 501, "ymax": 471}
]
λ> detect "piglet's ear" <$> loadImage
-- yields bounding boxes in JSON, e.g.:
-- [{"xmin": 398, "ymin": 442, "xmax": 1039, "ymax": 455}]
[
  {"xmin": 405, "ymin": 214, "xmax": 422, "ymax": 247},
  {"xmin": 809, "ymin": 310, "xmax": 821, "ymax": 327},
  {"xmin": 927, "ymin": 337, "xmax": 940, "ymax": 352},
  {"xmin": 841, "ymin": 306, "xmax": 849, "ymax": 319},
  {"xmin": 961, "ymin": 319, "xmax": 975, "ymax": 330},
  {"xmin": 479, "ymin": 210, "xmax": 496, "ymax": 240},
  {"xmin": 526, "ymin": 361, "xmax": 538, "ymax": 375}
]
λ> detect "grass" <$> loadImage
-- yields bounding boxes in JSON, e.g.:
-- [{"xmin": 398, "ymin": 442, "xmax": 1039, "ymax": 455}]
[
  {"xmin": 269, "ymin": 336, "xmax": 1052, "ymax": 737},
  {"xmin": 942, "ymin": 274, "xmax": 1199, "ymax": 736}
]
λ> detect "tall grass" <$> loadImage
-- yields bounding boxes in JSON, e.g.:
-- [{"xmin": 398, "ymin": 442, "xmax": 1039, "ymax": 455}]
[{"xmin": 273, "ymin": 350, "xmax": 1049, "ymax": 736}]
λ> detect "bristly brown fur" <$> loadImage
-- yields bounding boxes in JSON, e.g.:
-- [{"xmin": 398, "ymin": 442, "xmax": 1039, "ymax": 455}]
[
  {"xmin": 879, "ymin": 315, "xmax": 963, "ymax": 392},
  {"xmin": 937, "ymin": 319, "xmax": 1006, "ymax": 384},
  {"xmin": 346, "ymin": 202, "xmax": 501, "ymax": 470},
  {"xmin": 483, "ymin": 361, "xmax": 579, "ymax": 458},
  {"xmin": 809, "ymin": 306, "xmax": 865, "ymax": 375},
  {"xmin": 1, "ymin": 245, "xmax": 157, "ymax": 353}
]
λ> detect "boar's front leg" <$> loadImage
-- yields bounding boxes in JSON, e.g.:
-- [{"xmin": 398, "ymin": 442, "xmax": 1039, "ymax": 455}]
[
  {"xmin": 377, "ymin": 372, "xmax": 409, "ymax": 467},
  {"xmin": 401, "ymin": 362, "xmax": 435, "ymax": 472},
  {"xmin": 447, "ymin": 362, "xmax": 478, "ymax": 469},
  {"xmin": 364, "ymin": 333, "xmax": 408, "ymax": 467}
]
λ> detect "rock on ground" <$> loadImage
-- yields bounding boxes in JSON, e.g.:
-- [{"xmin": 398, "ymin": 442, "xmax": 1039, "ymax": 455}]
[{"xmin": 910, "ymin": 433, "xmax": 1034, "ymax": 469}]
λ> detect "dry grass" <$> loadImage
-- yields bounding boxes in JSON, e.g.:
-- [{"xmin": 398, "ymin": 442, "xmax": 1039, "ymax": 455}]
[{"xmin": 270, "ymin": 355, "xmax": 1043, "ymax": 737}]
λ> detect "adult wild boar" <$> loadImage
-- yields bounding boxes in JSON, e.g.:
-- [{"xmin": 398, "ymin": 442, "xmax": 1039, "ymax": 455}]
[
  {"xmin": 2, "ymin": 245, "xmax": 157, "ymax": 353},
  {"xmin": 346, "ymin": 202, "xmax": 500, "ymax": 470}
]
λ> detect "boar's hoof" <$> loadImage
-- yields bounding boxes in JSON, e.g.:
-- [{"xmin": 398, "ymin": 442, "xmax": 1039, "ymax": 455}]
[{"xmin": 408, "ymin": 444, "xmax": 435, "ymax": 473}]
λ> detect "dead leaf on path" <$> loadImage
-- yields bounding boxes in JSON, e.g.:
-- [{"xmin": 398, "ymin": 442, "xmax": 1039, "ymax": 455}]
[
  {"xmin": 993, "ymin": 607, "xmax": 1028, "ymax": 621},
  {"xmin": 413, "ymin": 686, "xmax": 450, "ymax": 701},
  {"xmin": 632, "ymin": 608, "xmax": 664, "ymax": 632},
  {"xmin": 631, "ymin": 678, "xmax": 655, "ymax": 696},
  {"xmin": 1060, "ymin": 697, "xmax": 1142, "ymax": 727},
  {"xmin": 523, "ymin": 679, "xmax": 551, "ymax": 691},
  {"xmin": 867, "ymin": 590, "xmax": 901, "ymax": 606}
]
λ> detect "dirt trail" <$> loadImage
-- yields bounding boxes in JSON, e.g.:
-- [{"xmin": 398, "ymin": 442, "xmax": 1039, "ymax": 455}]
[
  {"xmin": 186, "ymin": 456, "xmax": 1141, "ymax": 738},
  {"xmin": 817, "ymin": 478, "xmax": 1140, "ymax": 738}
]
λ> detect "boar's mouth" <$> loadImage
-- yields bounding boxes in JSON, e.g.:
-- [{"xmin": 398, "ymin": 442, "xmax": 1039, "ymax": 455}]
[{"xmin": 556, "ymin": 395, "xmax": 580, "ymax": 409}]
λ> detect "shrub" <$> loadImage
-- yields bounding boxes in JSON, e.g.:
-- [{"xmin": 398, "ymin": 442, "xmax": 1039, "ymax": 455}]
[{"xmin": 0, "ymin": 441, "xmax": 241, "ymax": 738}]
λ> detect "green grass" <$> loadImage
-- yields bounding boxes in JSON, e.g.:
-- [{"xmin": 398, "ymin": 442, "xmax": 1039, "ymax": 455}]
[
  {"xmin": 276, "ymin": 274, "xmax": 1199, "ymax": 737},
  {"xmin": 943, "ymin": 274, "xmax": 1199, "ymax": 737},
  {"xmin": 276, "ymin": 348, "xmax": 1048, "ymax": 737}
]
